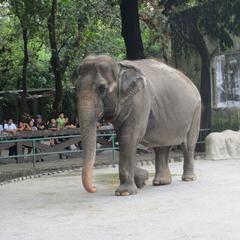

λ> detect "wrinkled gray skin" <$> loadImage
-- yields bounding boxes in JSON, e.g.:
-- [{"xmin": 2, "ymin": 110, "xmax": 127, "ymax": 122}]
[{"xmin": 72, "ymin": 55, "xmax": 201, "ymax": 196}]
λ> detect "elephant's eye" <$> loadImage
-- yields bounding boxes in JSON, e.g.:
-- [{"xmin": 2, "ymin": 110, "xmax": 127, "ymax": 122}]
[{"xmin": 98, "ymin": 84, "xmax": 107, "ymax": 97}]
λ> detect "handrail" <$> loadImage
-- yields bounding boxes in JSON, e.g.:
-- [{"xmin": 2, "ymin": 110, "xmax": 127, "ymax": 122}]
[
  {"xmin": 0, "ymin": 129, "xmax": 210, "ymax": 165},
  {"xmin": 0, "ymin": 132, "xmax": 118, "ymax": 165}
]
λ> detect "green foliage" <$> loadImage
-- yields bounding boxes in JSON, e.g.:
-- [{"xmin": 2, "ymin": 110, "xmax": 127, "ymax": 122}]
[
  {"xmin": 212, "ymin": 108, "xmax": 240, "ymax": 132},
  {"xmin": 62, "ymin": 88, "xmax": 76, "ymax": 121},
  {"xmin": 139, "ymin": 1, "xmax": 171, "ymax": 60},
  {"xmin": 0, "ymin": 0, "xmax": 125, "ymax": 92},
  {"xmin": 1, "ymin": 0, "xmax": 240, "ymax": 92},
  {"xmin": 1, "ymin": 0, "xmax": 240, "ymax": 123},
  {"xmin": 0, "ymin": 13, "xmax": 21, "ymax": 90},
  {"xmin": 158, "ymin": 0, "xmax": 240, "ymax": 54}
]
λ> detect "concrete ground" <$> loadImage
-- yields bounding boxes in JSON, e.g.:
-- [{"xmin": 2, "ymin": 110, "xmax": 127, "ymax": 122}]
[
  {"xmin": 1, "ymin": 159, "xmax": 240, "ymax": 240},
  {"xmin": 0, "ymin": 150, "xmax": 186, "ymax": 182}
]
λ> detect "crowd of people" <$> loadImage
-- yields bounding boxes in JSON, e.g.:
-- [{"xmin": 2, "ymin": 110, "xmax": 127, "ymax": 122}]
[
  {"xmin": 0, "ymin": 112, "xmax": 78, "ymax": 135},
  {"xmin": 0, "ymin": 112, "xmax": 81, "ymax": 158},
  {"xmin": 0, "ymin": 112, "xmax": 114, "ymax": 157}
]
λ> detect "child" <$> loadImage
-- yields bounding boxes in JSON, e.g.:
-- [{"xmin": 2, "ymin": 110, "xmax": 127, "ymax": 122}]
[
  {"xmin": 48, "ymin": 118, "xmax": 57, "ymax": 131},
  {"xmin": 48, "ymin": 118, "xmax": 57, "ymax": 146}
]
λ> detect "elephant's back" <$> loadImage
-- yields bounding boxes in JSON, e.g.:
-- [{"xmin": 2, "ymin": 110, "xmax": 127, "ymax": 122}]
[
  {"xmin": 125, "ymin": 59, "xmax": 201, "ymax": 146},
  {"xmin": 125, "ymin": 59, "xmax": 200, "ymax": 101}
]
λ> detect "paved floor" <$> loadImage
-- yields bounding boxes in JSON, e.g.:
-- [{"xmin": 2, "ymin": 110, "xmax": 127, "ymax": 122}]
[
  {"xmin": 0, "ymin": 151, "xmax": 187, "ymax": 182},
  {"xmin": 1, "ymin": 159, "xmax": 240, "ymax": 240}
]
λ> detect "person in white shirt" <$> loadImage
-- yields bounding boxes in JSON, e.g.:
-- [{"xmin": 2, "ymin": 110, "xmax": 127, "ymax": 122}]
[
  {"xmin": 4, "ymin": 119, "xmax": 17, "ymax": 156},
  {"xmin": 4, "ymin": 119, "xmax": 17, "ymax": 135},
  {"xmin": 0, "ymin": 124, "xmax": 2, "ymax": 156}
]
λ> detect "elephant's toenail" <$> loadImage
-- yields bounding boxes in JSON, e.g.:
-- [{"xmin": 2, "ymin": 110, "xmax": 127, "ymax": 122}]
[{"xmin": 121, "ymin": 192, "xmax": 130, "ymax": 196}]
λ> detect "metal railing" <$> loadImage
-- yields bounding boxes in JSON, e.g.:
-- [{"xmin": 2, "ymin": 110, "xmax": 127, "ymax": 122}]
[
  {"xmin": 0, "ymin": 132, "xmax": 118, "ymax": 167},
  {"xmin": 0, "ymin": 129, "xmax": 210, "ymax": 167}
]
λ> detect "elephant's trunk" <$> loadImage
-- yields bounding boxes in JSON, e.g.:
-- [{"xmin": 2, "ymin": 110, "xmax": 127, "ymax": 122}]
[{"xmin": 79, "ymin": 91, "xmax": 97, "ymax": 193}]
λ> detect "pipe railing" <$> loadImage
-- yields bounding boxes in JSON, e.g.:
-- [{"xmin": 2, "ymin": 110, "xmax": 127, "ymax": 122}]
[{"xmin": 0, "ymin": 129, "xmax": 210, "ymax": 167}]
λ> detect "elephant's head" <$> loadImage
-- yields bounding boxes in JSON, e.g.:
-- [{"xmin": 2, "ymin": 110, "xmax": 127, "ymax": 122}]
[{"xmin": 72, "ymin": 55, "xmax": 146, "ymax": 193}]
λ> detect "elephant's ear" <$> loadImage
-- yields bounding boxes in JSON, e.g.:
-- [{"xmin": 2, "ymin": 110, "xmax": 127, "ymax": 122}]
[{"xmin": 118, "ymin": 62, "xmax": 146, "ymax": 104}]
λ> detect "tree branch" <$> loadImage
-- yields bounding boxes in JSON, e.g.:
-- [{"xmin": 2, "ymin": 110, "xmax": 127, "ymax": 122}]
[{"xmin": 57, "ymin": 35, "xmax": 72, "ymax": 54}]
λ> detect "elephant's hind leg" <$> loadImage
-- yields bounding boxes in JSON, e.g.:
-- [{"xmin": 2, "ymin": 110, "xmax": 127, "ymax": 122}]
[
  {"xmin": 182, "ymin": 104, "xmax": 201, "ymax": 181},
  {"xmin": 182, "ymin": 142, "xmax": 197, "ymax": 181},
  {"xmin": 134, "ymin": 167, "xmax": 149, "ymax": 188},
  {"xmin": 153, "ymin": 146, "xmax": 172, "ymax": 186}
]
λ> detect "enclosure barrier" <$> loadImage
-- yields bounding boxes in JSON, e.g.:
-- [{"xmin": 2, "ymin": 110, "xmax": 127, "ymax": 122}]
[
  {"xmin": 0, "ymin": 131, "xmax": 118, "ymax": 167},
  {"xmin": 0, "ymin": 129, "xmax": 210, "ymax": 167}
]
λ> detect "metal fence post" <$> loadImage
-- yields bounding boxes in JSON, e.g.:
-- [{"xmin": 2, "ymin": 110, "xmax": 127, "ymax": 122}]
[
  {"xmin": 33, "ymin": 139, "xmax": 36, "ymax": 168},
  {"xmin": 112, "ymin": 133, "xmax": 115, "ymax": 162}
]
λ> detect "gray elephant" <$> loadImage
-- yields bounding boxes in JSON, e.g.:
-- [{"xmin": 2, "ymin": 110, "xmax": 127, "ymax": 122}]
[{"xmin": 72, "ymin": 55, "xmax": 201, "ymax": 196}]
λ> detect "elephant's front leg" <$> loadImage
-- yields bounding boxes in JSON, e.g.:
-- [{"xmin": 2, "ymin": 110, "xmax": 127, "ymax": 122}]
[{"xmin": 115, "ymin": 129, "xmax": 138, "ymax": 196}]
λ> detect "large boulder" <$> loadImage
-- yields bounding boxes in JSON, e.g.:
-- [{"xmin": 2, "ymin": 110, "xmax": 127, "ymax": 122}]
[{"xmin": 205, "ymin": 130, "xmax": 240, "ymax": 160}]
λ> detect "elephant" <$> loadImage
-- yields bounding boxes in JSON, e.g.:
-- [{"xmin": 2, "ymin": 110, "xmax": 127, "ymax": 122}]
[{"xmin": 72, "ymin": 55, "xmax": 201, "ymax": 196}]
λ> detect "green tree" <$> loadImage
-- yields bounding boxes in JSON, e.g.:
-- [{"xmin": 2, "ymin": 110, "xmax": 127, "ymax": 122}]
[
  {"xmin": 7, "ymin": 0, "xmax": 46, "ymax": 112},
  {"xmin": 0, "ymin": 2, "xmax": 51, "ymax": 92},
  {"xmin": 46, "ymin": 0, "xmax": 125, "ymax": 114},
  {"xmin": 0, "ymin": 0, "xmax": 126, "ymax": 119},
  {"xmin": 159, "ymin": 0, "xmax": 240, "ymax": 129},
  {"xmin": 0, "ymin": 4, "xmax": 22, "ymax": 90},
  {"xmin": 138, "ymin": 0, "xmax": 171, "ymax": 61}
]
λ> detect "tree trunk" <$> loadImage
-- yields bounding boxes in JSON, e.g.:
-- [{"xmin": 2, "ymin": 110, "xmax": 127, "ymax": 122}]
[
  {"xmin": 21, "ymin": 24, "xmax": 29, "ymax": 113},
  {"xmin": 199, "ymin": 53, "xmax": 211, "ymax": 130},
  {"xmin": 189, "ymin": 22, "xmax": 211, "ymax": 130},
  {"xmin": 120, "ymin": 0, "xmax": 144, "ymax": 60},
  {"xmin": 48, "ymin": 0, "xmax": 64, "ymax": 115}
]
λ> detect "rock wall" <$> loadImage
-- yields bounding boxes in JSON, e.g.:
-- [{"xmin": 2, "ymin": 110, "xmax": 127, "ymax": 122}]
[{"xmin": 205, "ymin": 130, "xmax": 240, "ymax": 160}]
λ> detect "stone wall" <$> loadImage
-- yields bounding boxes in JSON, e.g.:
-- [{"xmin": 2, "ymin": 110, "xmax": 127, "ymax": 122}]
[{"xmin": 205, "ymin": 130, "xmax": 240, "ymax": 159}]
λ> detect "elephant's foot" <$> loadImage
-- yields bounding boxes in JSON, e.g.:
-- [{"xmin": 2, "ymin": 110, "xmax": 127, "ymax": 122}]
[
  {"xmin": 115, "ymin": 184, "xmax": 137, "ymax": 196},
  {"xmin": 182, "ymin": 172, "xmax": 197, "ymax": 181},
  {"xmin": 134, "ymin": 168, "xmax": 149, "ymax": 189},
  {"xmin": 153, "ymin": 168, "xmax": 172, "ymax": 186}
]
